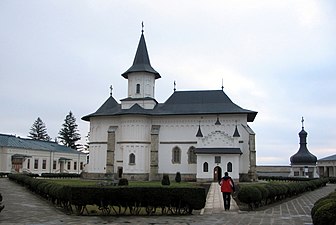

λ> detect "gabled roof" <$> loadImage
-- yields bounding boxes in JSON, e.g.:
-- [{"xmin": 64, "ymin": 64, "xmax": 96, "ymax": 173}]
[
  {"xmin": 82, "ymin": 90, "xmax": 258, "ymax": 122},
  {"xmin": 154, "ymin": 90, "xmax": 257, "ymax": 121},
  {"xmin": 318, "ymin": 154, "xmax": 336, "ymax": 161},
  {"xmin": 121, "ymin": 33, "xmax": 160, "ymax": 79},
  {"xmin": 0, "ymin": 134, "xmax": 85, "ymax": 155}
]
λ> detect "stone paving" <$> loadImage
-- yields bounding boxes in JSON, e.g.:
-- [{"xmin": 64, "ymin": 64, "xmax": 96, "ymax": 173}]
[{"xmin": 0, "ymin": 178, "xmax": 335, "ymax": 225}]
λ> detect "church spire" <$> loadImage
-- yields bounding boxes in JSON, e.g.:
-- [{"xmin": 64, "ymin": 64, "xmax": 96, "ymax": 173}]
[{"xmin": 121, "ymin": 24, "xmax": 160, "ymax": 79}]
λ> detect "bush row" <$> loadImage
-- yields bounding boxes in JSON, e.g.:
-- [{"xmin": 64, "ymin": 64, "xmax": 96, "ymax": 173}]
[
  {"xmin": 258, "ymin": 176, "xmax": 314, "ymax": 182},
  {"xmin": 237, "ymin": 178, "xmax": 328, "ymax": 210},
  {"xmin": 311, "ymin": 190, "xmax": 336, "ymax": 225},
  {"xmin": 8, "ymin": 174, "xmax": 206, "ymax": 216},
  {"xmin": 40, "ymin": 173, "xmax": 81, "ymax": 178},
  {"xmin": 0, "ymin": 173, "xmax": 10, "ymax": 178},
  {"xmin": 328, "ymin": 177, "xmax": 336, "ymax": 184}
]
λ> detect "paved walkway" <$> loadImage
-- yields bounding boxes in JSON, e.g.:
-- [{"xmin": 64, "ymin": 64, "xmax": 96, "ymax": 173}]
[{"xmin": 0, "ymin": 178, "xmax": 335, "ymax": 225}]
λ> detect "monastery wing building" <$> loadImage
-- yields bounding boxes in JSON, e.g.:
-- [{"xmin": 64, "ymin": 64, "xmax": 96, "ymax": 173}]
[{"xmin": 82, "ymin": 30, "xmax": 258, "ymax": 182}]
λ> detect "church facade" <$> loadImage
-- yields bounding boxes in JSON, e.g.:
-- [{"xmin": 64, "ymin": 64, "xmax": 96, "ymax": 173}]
[{"xmin": 82, "ymin": 30, "xmax": 258, "ymax": 182}]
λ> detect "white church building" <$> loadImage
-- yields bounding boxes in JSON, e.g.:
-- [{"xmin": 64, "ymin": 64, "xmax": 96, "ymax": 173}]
[{"xmin": 82, "ymin": 30, "xmax": 258, "ymax": 182}]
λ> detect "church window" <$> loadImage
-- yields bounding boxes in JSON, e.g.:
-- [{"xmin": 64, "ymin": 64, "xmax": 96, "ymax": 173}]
[
  {"xmin": 74, "ymin": 161, "xmax": 77, "ymax": 170},
  {"xmin": 215, "ymin": 156, "xmax": 221, "ymax": 164},
  {"xmin": 129, "ymin": 153, "xmax": 135, "ymax": 165},
  {"xmin": 136, "ymin": 84, "xmax": 140, "ymax": 94},
  {"xmin": 34, "ymin": 159, "xmax": 38, "ymax": 169},
  {"xmin": 53, "ymin": 160, "xmax": 57, "ymax": 170},
  {"xmin": 67, "ymin": 161, "xmax": 71, "ymax": 170},
  {"xmin": 203, "ymin": 162, "xmax": 208, "ymax": 172},
  {"xmin": 227, "ymin": 162, "xmax": 232, "ymax": 172},
  {"xmin": 188, "ymin": 146, "xmax": 197, "ymax": 164},
  {"xmin": 27, "ymin": 159, "xmax": 30, "ymax": 169},
  {"xmin": 172, "ymin": 147, "xmax": 181, "ymax": 164},
  {"xmin": 42, "ymin": 159, "xmax": 47, "ymax": 169}
]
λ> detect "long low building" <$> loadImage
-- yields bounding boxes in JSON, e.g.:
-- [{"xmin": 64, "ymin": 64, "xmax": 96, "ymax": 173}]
[
  {"xmin": 0, "ymin": 134, "xmax": 87, "ymax": 175},
  {"xmin": 317, "ymin": 154, "xmax": 336, "ymax": 177}
]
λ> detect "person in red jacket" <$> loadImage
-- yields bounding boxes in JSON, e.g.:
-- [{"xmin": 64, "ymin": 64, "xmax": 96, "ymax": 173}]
[{"xmin": 219, "ymin": 172, "xmax": 235, "ymax": 210}]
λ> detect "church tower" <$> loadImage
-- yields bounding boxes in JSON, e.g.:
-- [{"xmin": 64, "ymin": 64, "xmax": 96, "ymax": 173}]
[
  {"xmin": 289, "ymin": 117, "xmax": 318, "ymax": 178},
  {"xmin": 120, "ymin": 26, "xmax": 161, "ymax": 110}
]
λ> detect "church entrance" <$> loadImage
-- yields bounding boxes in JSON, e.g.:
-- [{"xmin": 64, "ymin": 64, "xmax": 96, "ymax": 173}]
[{"xmin": 213, "ymin": 166, "xmax": 222, "ymax": 182}]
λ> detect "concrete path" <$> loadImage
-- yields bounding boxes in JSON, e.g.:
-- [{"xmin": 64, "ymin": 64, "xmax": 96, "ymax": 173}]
[
  {"xmin": 0, "ymin": 178, "xmax": 335, "ymax": 225},
  {"xmin": 201, "ymin": 182, "xmax": 238, "ymax": 214}
]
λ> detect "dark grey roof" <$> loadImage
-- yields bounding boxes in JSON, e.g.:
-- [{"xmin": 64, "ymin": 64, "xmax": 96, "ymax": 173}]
[
  {"xmin": 154, "ymin": 90, "xmax": 257, "ymax": 121},
  {"xmin": 121, "ymin": 33, "xmax": 160, "ymax": 79},
  {"xmin": 194, "ymin": 148, "xmax": 242, "ymax": 154},
  {"xmin": 290, "ymin": 128, "xmax": 317, "ymax": 165},
  {"xmin": 82, "ymin": 90, "xmax": 258, "ymax": 122},
  {"xmin": 318, "ymin": 154, "xmax": 336, "ymax": 161},
  {"xmin": 0, "ymin": 134, "xmax": 85, "ymax": 155}
]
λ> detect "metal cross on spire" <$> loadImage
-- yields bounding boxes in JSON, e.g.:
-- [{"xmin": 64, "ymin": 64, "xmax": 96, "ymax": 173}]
[
  {"xmin": 141, "ymin": 21, "xmax": 144, "ymax": 34},
  {"xmin": 301, "ymin": 116, "xmax": 304, "ymax": 129},
  {"xmin": 174, "ymin": 80, "xmax": 176, "ymax": 92},
  {"xmin": 110, "ymin": 85, "xmax": 113, "ymax": 96}
]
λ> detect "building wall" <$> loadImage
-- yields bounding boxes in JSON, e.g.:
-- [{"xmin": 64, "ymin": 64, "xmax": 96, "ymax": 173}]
[
  {"xmin": 87, "ymin": 113, "xmax": 254, "ymax": 181},
  {"xmin": 0, "ymin": 146, "xmax": 86, "ymax": 175}
]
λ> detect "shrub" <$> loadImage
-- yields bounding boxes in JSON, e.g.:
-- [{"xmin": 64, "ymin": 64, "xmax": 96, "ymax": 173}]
[
  {"xmin": 161, "ymin": 174, "xmax": 170, "ymax": 186},
  {"xmin": 175, "ymin": 172, "xmax": 181, "ymax": 183},
  {"xmin": 118, "ymin": 178, "xmax": 129, "ymax": 186},
  {"xmin": 0, "ymin": 193, "xmax": 4, "ymax": 212},
  {"xmin": 237, "ymin": 185, "xmax": 262, "ymax": 209},
  {"xmin": 312, "ymin": 201, "xmax": 336, "ymax": 225}
]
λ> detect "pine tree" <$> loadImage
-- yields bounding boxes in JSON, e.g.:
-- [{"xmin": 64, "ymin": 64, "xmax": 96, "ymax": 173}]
[
  {"xmin": 28, "ymin": 117, "xmax": 51, "ymax": 141},
  {"xmin": 58, "ymin": 111, "xmax": 81, "ymax": 149}
]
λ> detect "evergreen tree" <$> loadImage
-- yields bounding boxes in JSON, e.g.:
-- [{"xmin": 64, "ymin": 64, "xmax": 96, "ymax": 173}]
[
  {"xmin": 58, "ymin": 111, "xmax": 81, "ymax": 149},
  {"xmin": 28, "ymin": 117, "xmax": 51, "ymax": 141}
]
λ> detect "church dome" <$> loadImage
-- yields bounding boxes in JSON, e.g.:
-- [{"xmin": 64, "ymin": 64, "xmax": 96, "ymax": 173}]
[{"xmin": 290, "ymin": 122, "xmax": 317, "ymax": 165}]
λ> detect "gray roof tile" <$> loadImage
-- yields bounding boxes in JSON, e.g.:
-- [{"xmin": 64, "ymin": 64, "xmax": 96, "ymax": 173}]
[
  {"xmin": 82, "ymin": 90, "xmax": 257, "ymax": 122},
  {"xmin": 0, "ymin": 134, "xmax": 85, "ymax": 155}
]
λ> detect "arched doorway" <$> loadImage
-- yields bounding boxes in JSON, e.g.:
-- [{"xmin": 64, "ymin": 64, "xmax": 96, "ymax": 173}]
[{"xmin": 213, "ymin": 166, "xmax": 222, "ymax": 182}]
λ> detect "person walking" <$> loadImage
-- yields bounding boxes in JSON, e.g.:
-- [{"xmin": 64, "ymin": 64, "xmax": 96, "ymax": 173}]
[{"xmin": 219, "ymin": 172, "xmax": 235, "ymax": 210}]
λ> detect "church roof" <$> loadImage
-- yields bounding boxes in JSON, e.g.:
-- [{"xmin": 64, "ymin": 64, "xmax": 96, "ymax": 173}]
[
  {"xmin": 290, "ymin": 127, "xmax": 317, "ymax": 165},
  {"xmin": 82, "ymin": 90, "xmax": 257, "ymax": 121},
  {"xmin": 154, "ymin": 90, "xmax": 257, "ymax": 121},
  {"xmin": 0, "ymin": 133, "xmax": 85, "ymax": 154},
  {"xmin": 121, "ymin": 33, "xmax": 160, "ymax": 79}
]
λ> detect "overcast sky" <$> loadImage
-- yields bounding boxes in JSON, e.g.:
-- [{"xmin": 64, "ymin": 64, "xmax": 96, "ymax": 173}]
[{"xmin": 1, "ymin": 0, "xmax": 335, "ymax": 165}]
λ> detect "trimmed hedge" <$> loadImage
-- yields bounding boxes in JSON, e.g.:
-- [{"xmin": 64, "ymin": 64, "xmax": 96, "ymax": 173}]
[
  {"xmin": 237, "ymin": 178, "xmax": 328, "ymax": 210},
  {"xmin": 8, "ymin": 174, "xmax": 206, "ymax": 216},
  {"xmin": 311, "ymin": 190, "xmax": 336, "ymax": 225},
  {"xmin": 40, "ymin": 173, "xmax": 80, "ymax": 178}
]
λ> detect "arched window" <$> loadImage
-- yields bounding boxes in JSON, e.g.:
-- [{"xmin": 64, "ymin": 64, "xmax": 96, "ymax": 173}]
[
  {"xmin": 203, "ymin": 162, "xmax": 208, "ymax": 172},
  {"xmin": 188, "ymin": 146, "xmax": 197, "ymax": 164},
  {"xmin": 172, "ymin": 146, "xmax": 181, "ymax": 164},
  {"xmin": 136, "ymin": 84, "xmax": 140, "ymax": 94},
  {"xmin": 227, "ymin": 162, "xmax": 232, "ymax": 172},
  {"xmin": 129, "ymin": 153, "xmax": 135, "ymax": 165}
]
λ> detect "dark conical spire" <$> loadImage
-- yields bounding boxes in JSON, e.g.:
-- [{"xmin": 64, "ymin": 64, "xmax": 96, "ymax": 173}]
[
  {"xmin": 121, "ymin": 28, "xmax": 160, "ymax": 79},
  {"xmin": 233, "ymin": 125, "xmax": 240, "ymax": 137},
  {"xmin": 196, "ymin": 124, "xmax": 203, "ymax": 137},
  {"xmin": 290, "ymin": 118, "xmax": 317, "ymax": 165}
]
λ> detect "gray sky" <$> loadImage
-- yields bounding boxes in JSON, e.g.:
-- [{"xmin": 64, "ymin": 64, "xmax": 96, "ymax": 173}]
[{"xmin": 1, "ymin": 0, "xmax": 335, "ymax": 165}]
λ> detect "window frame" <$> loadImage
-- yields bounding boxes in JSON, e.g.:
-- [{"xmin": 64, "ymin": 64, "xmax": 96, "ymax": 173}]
[
  {"xmin": 172, "ymin": 146, "xmax": 181, "ymax": 164},
  {"xmin": 129, "ymin": 153, "xmax": 136, "ymax": 165},
  {"xmin": 188, "ymin": 146, "xmax": 197, "ymax": 164},
  {"xmin": 203, "ymin": 162, "xmax": 208, "ymax": 172}
]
